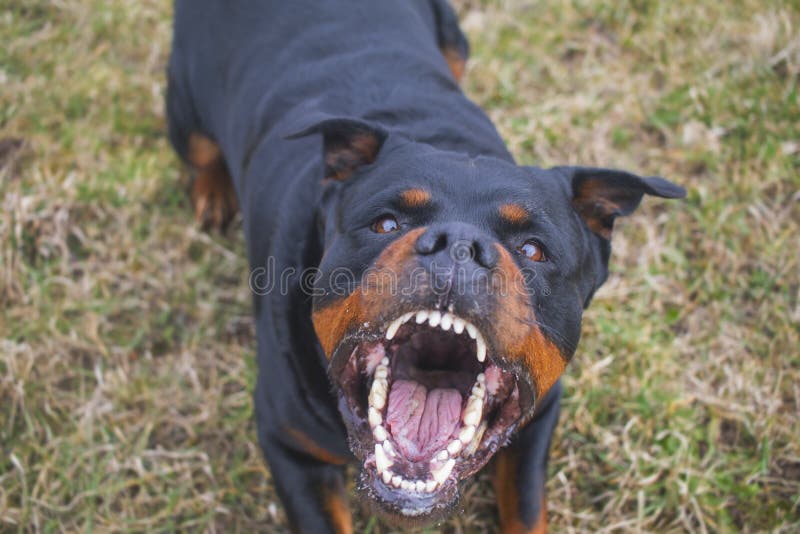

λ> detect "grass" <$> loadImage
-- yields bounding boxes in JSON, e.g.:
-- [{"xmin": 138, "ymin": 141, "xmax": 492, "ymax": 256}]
[{"xmin": 1, "ymin": 0, "xmax": 798, "ymax": 531}]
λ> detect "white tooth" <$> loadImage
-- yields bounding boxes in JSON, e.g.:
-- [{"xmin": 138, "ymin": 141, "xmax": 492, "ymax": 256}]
[
  {"xmin": 381, "ymin": 357, "xmax": 389, "ymax": 366},
  {"xmin": 375, "ymin": 443, "xmax": 393, "ymax": 473},
  {"xmin": 415, "ymin": 480, "xmax": 426, "ymax": 492},
  {"xmin": 463, "ymin": 421, "xmax": 488, "ymax": 456},
  {"xmin": 436, "ymin": 450, "xmax": 449, "ymax": 461},
  {"xmin": 431, "ymin": 458, "xmax": 455, "ymax": 484},
  {"xmin": 446, "ymin": 439, "xmax": 463, "ymax": 456},
  {"xmin": 402, "ymin": 480, "xmax": 414, "ymax": 491},
  {"xmin": 373, "ymin": 425, "xmax": 387, "ymax": 442},
  {"xmin": 375, "ymin": 366, "xmax": 388, "ymax": 380},
  {"xmin": 403, "ymin": 312, "xmax": 414, "ymax": 324},
  {"xmin": 476, "ymin": 335, "xmax": 486, "ymax": 362},
  {"xmin": 464, "ymin": 412, "xmax": 481, "ymax": 425},
  {"xmin": 368, "ymin": 407, "xmax": 382, "ymax": 428},
  {"xmin": 453, "ymin": 317, "xmax": 465, "ymax": 334},
  {"xmin": 477, "ymin": 372, "xmax": 486, "ymax": 383},
  {"xmin": 465, "ymin": 323, "xmax": 477, "ymax": 339},
  {"xmin": 459, "ymin": 424, "xmax": 476, "ymax": 444},
  {"xmin": 464, "ymin": 397, "xmax": 483, "ymax": 426},
  {"xmin": 369, "ymin": 383, "xmax": 386, "ymax": 410},
  {"xmin": 471, "ymin": 383, "xmax": 485, "ymax": 399},
  {"xmin": 440, "ymin": 313, "xmax": 452, "ymax": 331},
  {"xmin": 382, "ymin": 470, "xmax": 393, "ymax": 484},
  {"xmin": 415, "ymin": 310, "xmax": 429, "ymax": 324},
  {"xmin": 386, "ymin": 317, "xmax": 403, "ymax": 340},
  {"xmin": 426, "ymin": 480, "xmax": 438, "ymax": 492},
  {"xmin": 383, "ymin": 440, "xmax": 396, "ymax": 457},
  {"xmin": 428, "ymin": 310, "xmax": 441, "ymax": 327},
  {"xmin": 392, "ymin": 475, "xmax": 402, "ymax": 487}
]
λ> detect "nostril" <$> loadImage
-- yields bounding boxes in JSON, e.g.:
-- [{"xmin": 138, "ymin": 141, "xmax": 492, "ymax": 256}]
[
  {"xmin": 473, "ymin": 241, "xmax": 499, "ymax": 269},
  {"xmin": 415, "ymin": 229, "xmax": 448, "ymax": 255}
]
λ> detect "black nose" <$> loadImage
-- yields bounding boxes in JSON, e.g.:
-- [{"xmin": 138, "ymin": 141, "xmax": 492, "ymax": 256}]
[{"xmin": 415, "ymin": 222, "xmax": 499, "ymax": 269}]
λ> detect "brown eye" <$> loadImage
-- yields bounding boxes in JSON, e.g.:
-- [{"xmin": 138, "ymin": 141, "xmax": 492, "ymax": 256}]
[
  {"xmin": 372, "ymin": 215, "xmax": 399, "ymax": 234},
  {"xmin": 518, "ymin": 240, "xmax": 545, "ymax": 261}
]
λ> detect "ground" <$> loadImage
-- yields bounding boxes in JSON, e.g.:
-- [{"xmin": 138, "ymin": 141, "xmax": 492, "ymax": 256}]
[{"xmin": 1, "ymin": 0, "xmax": 798, "ymax": 532}]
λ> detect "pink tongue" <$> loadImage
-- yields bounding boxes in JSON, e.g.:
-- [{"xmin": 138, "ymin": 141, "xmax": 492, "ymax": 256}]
[{"xmin": 385, "ymin": 379, "xmax": 462, "ymax": 461}]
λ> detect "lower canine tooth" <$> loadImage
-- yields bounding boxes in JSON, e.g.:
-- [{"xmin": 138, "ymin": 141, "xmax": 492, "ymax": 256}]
[
  {"xmin": 431, "ymin": 458, "xmax": 455, "ymax": 484},
  {"xmin": 436, "ymin": 450, "xmax": 449, "ymax": 461},
  {"xmin": 375, "ymin": 443, "xmax": 393, "ymax": 473},
  {"xmin": 392, "ymin": 475, "xmax": 402, "ymax": 487},
  {"xmin": 382, "ymin": 470, "xmax": 392, "ymax": 484},
  {"xmin": 426, "ymin": 480, "xmax": 438, "ymax": 492},
  {"xmin": 463, "ymin": 421, "xmax": 488, "ymax": 456}
]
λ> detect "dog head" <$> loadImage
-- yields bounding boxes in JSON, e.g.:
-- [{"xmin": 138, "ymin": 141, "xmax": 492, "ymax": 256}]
[{"xmin": 288, "ymin": 117, "xmax": 685, "ymax": 522}]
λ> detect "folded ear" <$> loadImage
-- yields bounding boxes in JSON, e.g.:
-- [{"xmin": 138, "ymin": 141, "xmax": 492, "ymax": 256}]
[
  {"xmin": 285, "ymin": 118, "xmax": 387, "ymax": 181},
  {"xmin": 559, "ymin": 166, "xmax": 686, "ymax": 239}
]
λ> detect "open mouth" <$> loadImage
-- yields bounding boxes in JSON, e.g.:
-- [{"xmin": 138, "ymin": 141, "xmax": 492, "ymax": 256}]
[{"xmin": 332, "ymin": 309, "xmax": 525, "ymax": 516}]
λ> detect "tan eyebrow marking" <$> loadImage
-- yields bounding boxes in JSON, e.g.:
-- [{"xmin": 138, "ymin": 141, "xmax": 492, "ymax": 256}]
[
  {"xmin": 399, "ymin": 188, "xmax": 432, "ymax": 208},
  {"xmin": 498, "ymin": 203, "xmax": 529, "ymax": 225}
]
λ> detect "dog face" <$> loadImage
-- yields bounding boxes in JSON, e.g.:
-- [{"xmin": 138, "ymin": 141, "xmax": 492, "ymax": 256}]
[{"xmin": 290, "ymin": 118, "xmax": 685, "ymax": 522}]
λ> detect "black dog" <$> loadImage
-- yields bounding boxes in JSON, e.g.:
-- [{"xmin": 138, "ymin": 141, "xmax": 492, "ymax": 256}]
[{"xmin": 166, "ymin": 1, "xmax": 685, "ymax": 531}]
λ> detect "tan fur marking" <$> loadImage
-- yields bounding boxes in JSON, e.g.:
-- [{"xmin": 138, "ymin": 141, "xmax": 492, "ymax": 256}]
[
  {"xmin": 495, "ymin": 448, "xmax": 548, "ymax": 534},
  {"xmin": 441, "ymin": 46, "xmax": 466, "ymax": 83},
  {"xmin": 399, "ymin": 188, "xmax": 432, "ymax": 208},
  {"xmin": 499, "ymin": 203, "xmax": 529, "ymax": 225}
]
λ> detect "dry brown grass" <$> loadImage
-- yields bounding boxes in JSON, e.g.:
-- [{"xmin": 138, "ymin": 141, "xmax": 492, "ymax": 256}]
[{"xmin": 1, "ymin": 0, "xmax": 798, "ymax": 532}]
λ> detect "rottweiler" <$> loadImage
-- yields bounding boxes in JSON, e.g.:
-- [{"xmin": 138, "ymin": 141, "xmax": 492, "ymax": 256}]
[{"xmin": 166, "ymin": 1, "xmax": 686, "ymax": 531}]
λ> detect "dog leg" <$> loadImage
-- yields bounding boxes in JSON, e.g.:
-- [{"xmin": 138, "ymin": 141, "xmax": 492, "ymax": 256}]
[
  {"xmin": 258, "ymin": 429, "xmax": 352, "ymax": 534},
  {"xmin": 185, "ymin": 133, "xmax": 239, "ymax": 232},
  {"xmin": 494, "ymin": 381, "xmax": 562, "ymax": 534}
]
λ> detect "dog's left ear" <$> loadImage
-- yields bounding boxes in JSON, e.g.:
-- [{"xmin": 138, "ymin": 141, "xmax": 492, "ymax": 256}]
[
  {"xmin": 286, "ymin": 118, "xmax": 387, "ymax": 181},
  {"xmin": 560, "ymin": 166, "xmax": 686, "ymax": 240}
]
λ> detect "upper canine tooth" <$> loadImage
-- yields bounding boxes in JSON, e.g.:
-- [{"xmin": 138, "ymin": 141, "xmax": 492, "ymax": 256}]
[
  {"xmin": 415, "ymin": 310, "xmax": 429, "ymax": 324},
  {"xmin": 465, "ymin": 323, "xmax": 477, "ymax": 339},
  {"xmin": 431, "ymin": 458, "xmax": 455, "ymax": 484},
  {"xmin": 428, "ymin": 310, "xmax": 441, "ymax": 327},
  {"xmin": 440, "ymin": 313, "xmax": 452, "ymax": 331},
  {"xmin": 476, "ymin": 335, "xmax": 486, "ymax": 362},
  {"xmin": 386, "ymin": 317, "xmax": 403, "ymax": 340},
  {"xmin": 382, "ymin": 470, "xmax": 393, "ymax": 484},
  {"xmin": 453, "ymin": 317, "xmax": 465, "ymax": 334},
  {"xmin": 375, "ymin": 443, "xmax": 393, "ymax": 473}
]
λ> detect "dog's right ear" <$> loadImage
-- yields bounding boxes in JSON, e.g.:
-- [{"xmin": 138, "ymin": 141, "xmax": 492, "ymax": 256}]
[{"xmin": 285, "ymin": 118, "xmax": 387, "ymax": 181}]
